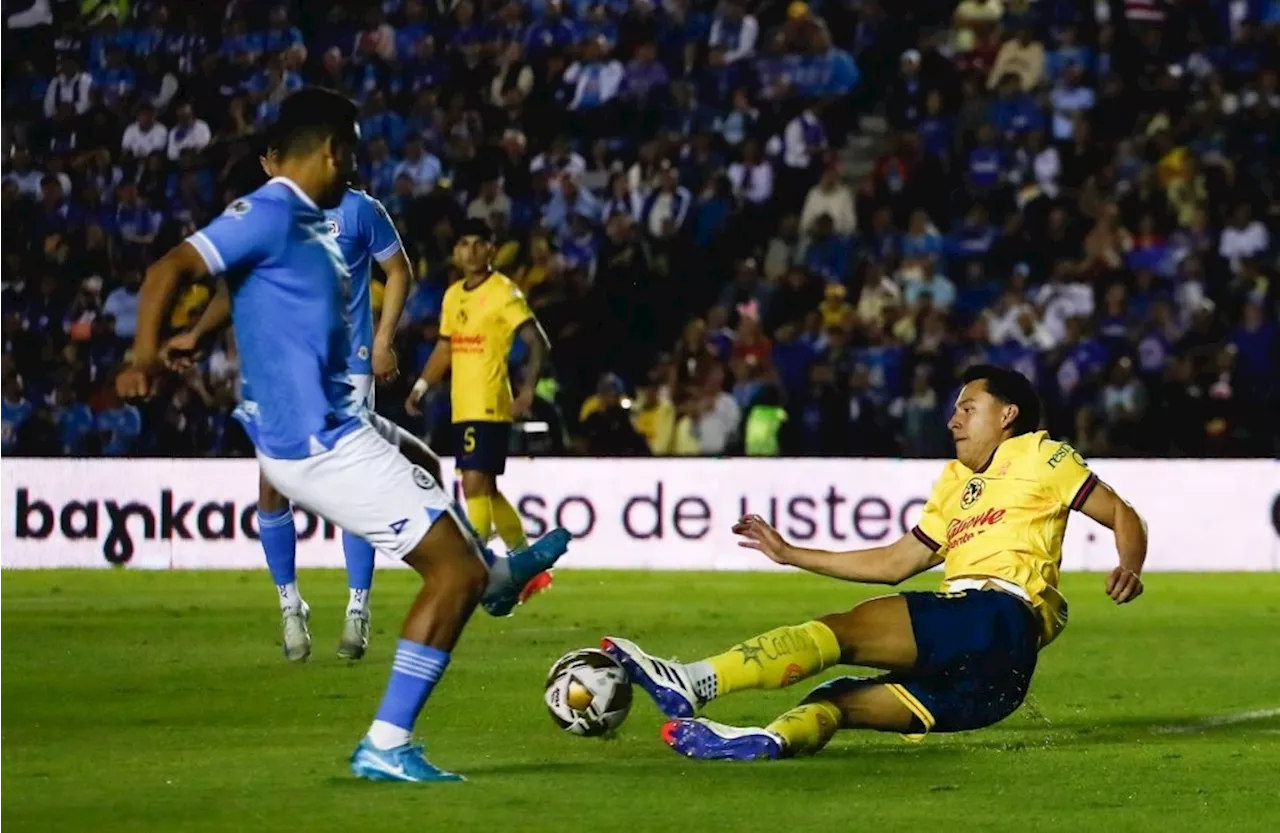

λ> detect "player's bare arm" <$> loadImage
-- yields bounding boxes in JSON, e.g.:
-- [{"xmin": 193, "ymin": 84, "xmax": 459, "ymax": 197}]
[
  {"xmin": 373, "ymin": 247, "xmax": 412, "ymax": 384},
  {"xmin": 512, "ymin": 317, "xmax": 550, "ymax": 417},
  {"xmin": 1079, "ymin": 481, "xmax": 1148, "ymax": 604},
  {"xmin": 118, "ymin": 240, "xmax": 211, "ymax": 399},
  {"xmin": 733, "ymin": 514, "xmax": 943, "ymax": 585},
  {"xmin": 405, "ymin": 336, "xmax": 451, "ymax": 416}
]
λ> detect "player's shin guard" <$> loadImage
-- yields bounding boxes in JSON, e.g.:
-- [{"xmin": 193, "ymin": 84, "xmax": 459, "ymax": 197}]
[
  {"xmin": 342, "ymin": 531, "xmax": 376, "ymax": 614},
  {"xmin": 367, "ymin": 640, "xmax": 450, "ymax": 750},
  {"xmin": 702, "ymin": 621, "xmax": 842, "ymax": 697},
  {"xmin": 765, "ymin": 701, "xmax": 843, "ymax": 757},
  {"xmin": 259, "ymin": 507, "xmax": 300, "ymax": 609}
]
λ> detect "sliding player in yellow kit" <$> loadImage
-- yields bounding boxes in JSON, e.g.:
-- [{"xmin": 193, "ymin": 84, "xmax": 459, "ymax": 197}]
[
  {"xmin": 406, "ymin": 219, "xmax": 553, "ymax": 602},
  {"xmin": 603, "ymin": 365, "xmax": 1149, "ymax": 759}
]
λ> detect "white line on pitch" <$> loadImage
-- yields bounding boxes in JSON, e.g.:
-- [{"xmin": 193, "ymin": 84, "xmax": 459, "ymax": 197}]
[{"xmin": 1151, "ymin": 708, "xmax": 1280, "ymax": 734}]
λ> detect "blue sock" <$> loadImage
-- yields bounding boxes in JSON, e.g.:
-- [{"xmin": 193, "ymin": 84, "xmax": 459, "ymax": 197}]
[
  {"xmin": 258, "ymin": 507, "xmax": 297, "ymax": 586},
  {"xmin": 374, "ymin": 640, "xmax": 450, "ymax": 734},
  {"xmin": 342, "ymin": 531, "xmax": 376, "ymax": 593}
]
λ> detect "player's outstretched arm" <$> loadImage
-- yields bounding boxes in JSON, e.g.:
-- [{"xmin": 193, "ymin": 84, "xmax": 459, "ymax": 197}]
[
  {"xmin": 733, "ymin": 514, "xmax": 943, "ymax": 585},
  {"xmin": 119, "ymin": 241, "xmax": 210, "ymax": 398},
  {"xmin": 1079, "ymin": 482, "xmax": 1148, "ymax": 604}
]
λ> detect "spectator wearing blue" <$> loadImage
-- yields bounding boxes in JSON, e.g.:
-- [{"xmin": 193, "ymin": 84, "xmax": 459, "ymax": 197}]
[
  {"xmin": 258, "ymin": 6, "xmax": 304, "ymax": 55},
  {"xmin": 1, "ymin": 374, "xmax": 33, "ymax": 454},
  {"xmin": 566, "ymin": 36, "xmax": 625, "ymax": 137},
  {"xmin": 966, "ymin": 123, "xmax": 1006, "ymax": 197},
  {"xmin": 708, "ymin": 0, "xmax": 759, "ymax": 65},
  {"xmin": 543, "ymin": 173, "xmax": 602, "ymax": 237},
  {"xmin": 95, "ymin": 45, "xmax": 137, "ymax": 109},
  {"xmin": 524, "ymin": 1, "xmax": 578, "ymax": 59},
  {"xmin": 114, "ymin": 181, "xmax": 162, "ymax": 261},
  {"xmin": 95, "ymin": 395, "xmax": 142, "ymax": 457},
  {"xmin": 103, "ymin": 268, "xmax": 143, "ymax": 342},
  {"xmin": 946, "ymin": 204, "xmax": 998, "ymax": 266},
  {"xmin": 87, "ymin": 12, "xmax": 133, "ymax": 71},
  {"xmin": 901, "ymin": 257, "xmax": 957, "ymax": 312},
  {"xmin": 52, "ymin": 381, "xmax": 94, "ymax": 455},
  {"xmin": 220, "ymin": 18, "xmax": 258, "ymax": 62},
  {"xmin": 1049, "ymin": 63, "xmax": 1095, "ymax": 141},
  {"xmin": 801, "ymin": 214, "xmax": 853, "ymax": 285},
  {"xmin": 360, "ymin": 89, "xmax": 408, "ymax": 153},
  {"xmin": 396, "ymin": 0, "xmax": 434, "ymax": 58},
  {"xmin": 393, "ymin": 136, "xmax": 444, "ymax": 196},
  {"xmin": 1045, "ymin": 25, "xmax": 1093, "ymax": 83},
  {"xmin": 362, "ymin": 137, "xmax": 400, "ymax": 199},
  {"xmin": 578, "ymin": 3, "xmax": 620, "ymax": 49},
  {"xmin": 639, "ymin": 165, "xmax": 691, "ymax": 241},
  {"xmin": 988, "ymin": 73, "xmax": 1044, "ymax": 140},
  {"xmin": 399, "ymin": 37, "xmax": 450, "ymax": 99}
]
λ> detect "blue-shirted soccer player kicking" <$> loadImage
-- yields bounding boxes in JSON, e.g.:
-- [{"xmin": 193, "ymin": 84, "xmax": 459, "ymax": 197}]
[
  {"xmin": 120, "ymin": 87, "xmax": 566, "ymax": 782},
  {"xmin": 169, "ymin": 148, "xmax": 436, "ymax": 662}
]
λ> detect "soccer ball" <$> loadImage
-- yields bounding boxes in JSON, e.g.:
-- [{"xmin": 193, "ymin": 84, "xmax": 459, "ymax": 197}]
[{"xmin": 544, "ymin": 648, "xmax": 632, "ymax": 737}]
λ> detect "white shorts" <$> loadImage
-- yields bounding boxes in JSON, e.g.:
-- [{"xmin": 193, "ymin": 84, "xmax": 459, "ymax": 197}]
[
  {"xmin": 350, "ymin": 373, "xmax": 417, "ymax": 449},
  {"xmin": 258, "ymin": 422, "xmax": 456, "ymax": 560}
]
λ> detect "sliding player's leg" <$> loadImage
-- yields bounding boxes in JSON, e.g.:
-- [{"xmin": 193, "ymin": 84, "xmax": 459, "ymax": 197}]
[
  {"xmin": 603, "ymin": 595, "xmax": 917, "ymax": 718},
  {"xmin": 660, "ymin": 590, "xmax": 1040, "ymax": 761},
  {"xmin": 661, "ymin": 677, "xmax": 916, "ymax": 761},
  {"xmin": 257, "ymin": 470, "xmax": 311, "ymax": 662}
]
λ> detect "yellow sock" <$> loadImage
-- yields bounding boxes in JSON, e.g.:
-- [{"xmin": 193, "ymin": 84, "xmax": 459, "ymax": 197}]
[
  {"xmin": 765, "ymin": 701, "xmax": 843, "ymax": 757},
  {"xmin": 491, "ymin": 490, "xmax": 529, "ymax": 550},
  {"xmin": 465, "ymin": 495, "xmax": 495, "ymax": 543},
  {"xmin": 704, "ymin": 621, "xmax": 842, "ymax": 696}
]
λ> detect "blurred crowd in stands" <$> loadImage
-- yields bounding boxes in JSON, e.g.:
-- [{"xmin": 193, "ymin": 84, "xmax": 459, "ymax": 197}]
[{"xmin": 2, "ymin": 0, "xmax": 1277, "ymax": 460}]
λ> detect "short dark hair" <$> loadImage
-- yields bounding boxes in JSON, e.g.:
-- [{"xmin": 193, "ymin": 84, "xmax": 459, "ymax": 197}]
[
  {"xmin": 962, "ymin": 364, "xmax": 1041, "ymax": 435},
  {"xmin": 458, "ymin": 217, "xmax": 494, "ymax": 242},
  {"xmin": 272, "ymin": 87, "xmax": 359, "ymax": 160}
]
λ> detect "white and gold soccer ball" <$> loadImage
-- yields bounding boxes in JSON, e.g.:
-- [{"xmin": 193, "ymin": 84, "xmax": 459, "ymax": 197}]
[{"xmin": 544, "ymin": 648, "xmax": 633, "ymax": 737}]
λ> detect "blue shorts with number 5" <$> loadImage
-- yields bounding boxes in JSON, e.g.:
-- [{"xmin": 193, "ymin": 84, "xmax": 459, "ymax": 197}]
[
  {"xmin": 883, "ymin": 589, "xmax": 1039, "ymax": 735},
  {"xmin": 454, "ymin": 421, "xmax": 511, "ymax": 475}
]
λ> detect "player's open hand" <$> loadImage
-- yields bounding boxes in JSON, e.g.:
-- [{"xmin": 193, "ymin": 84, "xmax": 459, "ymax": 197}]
[
  {"xmin": 116, "ymin": 366, "xmax": 155, "ymax": 400},
  {"xmin": 373, "ymin": 338, "xmax": 399, "ymax": 384},
  {"xmin": 733, "ymin": 514, "xmax": 792, "ymax": 565},
  {"xmin": 1105, "ymin": 566, "xmax": 1144, "ymax": 604}
]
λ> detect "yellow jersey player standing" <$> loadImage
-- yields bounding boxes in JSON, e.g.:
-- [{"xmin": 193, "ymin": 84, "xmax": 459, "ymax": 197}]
[
  {"xmin": 602, "ymin": 364, "xmax": 1149, "ymax": 760},
  {"xmin": 407, "ymin": 218, "xmax": 554, "ymax": 601}
]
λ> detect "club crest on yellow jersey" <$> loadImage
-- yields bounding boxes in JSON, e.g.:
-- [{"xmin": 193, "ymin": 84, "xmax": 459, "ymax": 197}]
[{"xmin": 960, "ymin": 477, "xmax": 985, "ymax": 509}]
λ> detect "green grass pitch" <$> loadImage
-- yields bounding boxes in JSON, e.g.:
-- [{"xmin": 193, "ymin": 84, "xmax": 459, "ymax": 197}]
[{"xmin": 4, "ymin": 570, "xmax": 1279, "ymax": 832}]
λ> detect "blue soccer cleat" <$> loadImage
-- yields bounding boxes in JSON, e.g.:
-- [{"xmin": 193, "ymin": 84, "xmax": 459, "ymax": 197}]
[
  {"xmin": 349, "ymin": 738, "xmax": 464, "ymax": 783},
  {"xmin": 661, "ymin": 718, "xmax": 784, "ymax": 762},
  {"xmin": 601, "ymin": 636, "xmax": 700, "ymax": 719},
  {"xmin": 481, "ymin": 527, "xmax": 571, "ymax": 618}
]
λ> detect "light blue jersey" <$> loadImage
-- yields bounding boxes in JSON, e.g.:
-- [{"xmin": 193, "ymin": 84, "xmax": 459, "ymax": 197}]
[
  {"xmin": 188, "ymin": 177, "xmax": 360, "ymax": 460},
  {"xmin": 325, "ymin": 188, "xmax": 404, "ymax": 375}
]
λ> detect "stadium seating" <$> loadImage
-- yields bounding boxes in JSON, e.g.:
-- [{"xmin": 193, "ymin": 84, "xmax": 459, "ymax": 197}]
[{"xmin": 2, "ymin": 0, "xmax": 1276, "ymax": 459}]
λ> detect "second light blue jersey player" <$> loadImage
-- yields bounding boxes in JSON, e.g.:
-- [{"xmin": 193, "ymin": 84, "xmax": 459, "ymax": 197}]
[{"xmin": 326, "ymin": 187, "xmax": 403, "ymax": 386}]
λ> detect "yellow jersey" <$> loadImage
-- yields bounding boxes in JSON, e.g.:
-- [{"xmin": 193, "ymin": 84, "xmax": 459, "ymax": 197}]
[
  {"xmin": 911, "ymin": 431, "xmax": 1098, "ymax": 648},
  {"xmin": 440, "ymin": 271, "xmax": 534, "ymax": 423}
]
